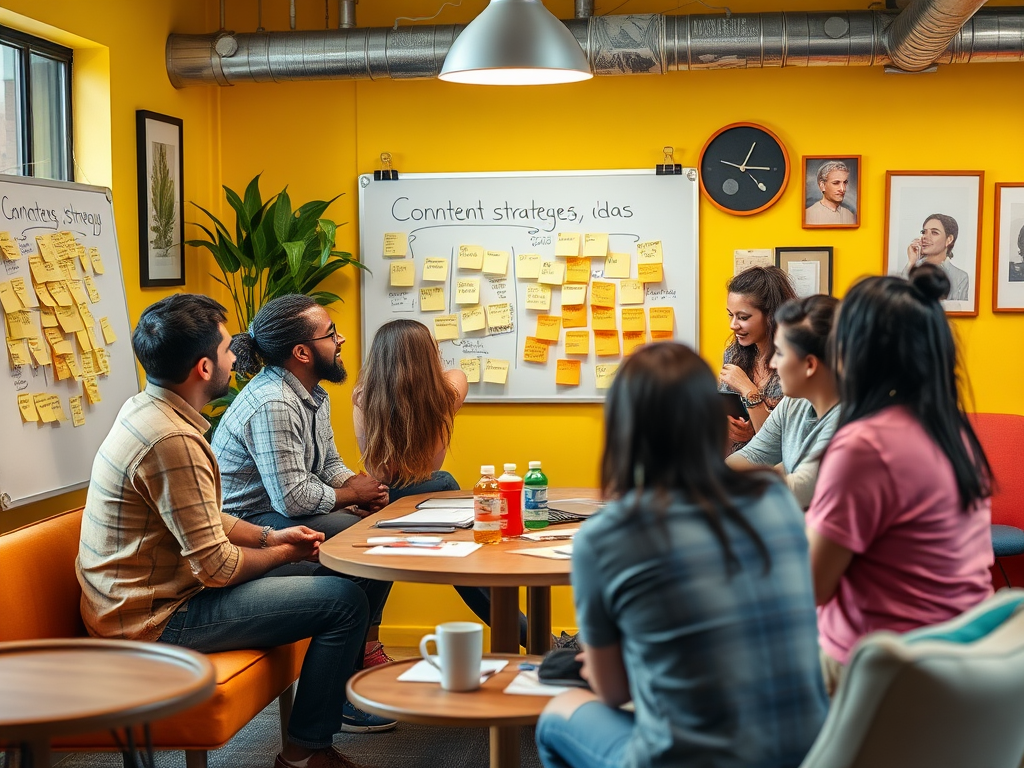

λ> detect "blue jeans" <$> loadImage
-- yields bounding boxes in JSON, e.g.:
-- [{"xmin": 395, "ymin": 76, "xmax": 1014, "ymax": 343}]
[
  {"xmin": 158, "ymin": 575, "xmax": 368, "ymax": 750},
  {"xmin": 387, "ymin": 470, "xmax": 461, "ymax": 502},
  {"xmin": 536, "ymin": 701, "xmax": 634, "ymax": 768}
]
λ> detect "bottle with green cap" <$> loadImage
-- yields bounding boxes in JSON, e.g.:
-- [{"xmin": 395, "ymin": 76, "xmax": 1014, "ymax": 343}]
[{"xmin": 523, "ymin": 460, "xmax": 549, "ymax": 530}]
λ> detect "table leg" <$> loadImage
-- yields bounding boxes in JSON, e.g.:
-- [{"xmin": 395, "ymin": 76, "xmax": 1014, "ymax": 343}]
[
  {"xmin": 489, "ymin": 586, "xmax": 520, "ymax": 653},
  {"xmin": 25, "ymin": 738, "xmax": 50, "ymax": 768},
  {"xmin": 526, "ymin": 586, "xmax": 552, "ymax": 655},
  {"xmin": 490, "ymin": 725, "xmax": 520, "ymax": 768}
]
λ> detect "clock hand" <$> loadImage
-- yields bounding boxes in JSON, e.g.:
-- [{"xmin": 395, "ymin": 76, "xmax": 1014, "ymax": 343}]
[
  {"xmin": 720, "ymin": 160, "xmax": 771, "ymax": 171},
  {"xmin": 747, "ymin": 172, "xmax": 767, "ymax": 192},
  {"xmin": 739, "ymin": 142, "xmax": 756, "ymax": 172}
]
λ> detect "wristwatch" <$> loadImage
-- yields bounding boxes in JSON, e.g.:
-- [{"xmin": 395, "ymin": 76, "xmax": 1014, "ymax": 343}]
[
  {"xmin": 741, "ymin": 389, "xmax": 764, "ymax": 408},
  {"xmin": 259, "ymin": 525, "xmax": 272, "ymax": 548}
]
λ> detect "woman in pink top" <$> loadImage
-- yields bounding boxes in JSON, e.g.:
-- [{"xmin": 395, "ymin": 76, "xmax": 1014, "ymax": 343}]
[{"xmin": 807, "ymin": 263, "xmax": 993, "ymax": 694}]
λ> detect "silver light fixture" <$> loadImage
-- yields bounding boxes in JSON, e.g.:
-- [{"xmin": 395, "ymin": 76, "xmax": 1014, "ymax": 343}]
[{"xmin": 439, "ymin": 0, "xmax": 592, "ymax": 86}]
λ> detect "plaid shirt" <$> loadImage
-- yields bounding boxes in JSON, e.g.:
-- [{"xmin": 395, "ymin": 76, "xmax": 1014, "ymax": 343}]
[
  {"xmin": 212, "ymin": 365, "xmax": 354, "ymax": 520},
  {"xmin": 77, "ymin": 384, "xmax": 241, "ymax": 642}
]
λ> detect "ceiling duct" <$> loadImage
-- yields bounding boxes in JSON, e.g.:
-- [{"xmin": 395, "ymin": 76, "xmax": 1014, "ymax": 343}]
[{"xmin": 166, "ymin": 7, "xmax": 1024, "ymax": 87}]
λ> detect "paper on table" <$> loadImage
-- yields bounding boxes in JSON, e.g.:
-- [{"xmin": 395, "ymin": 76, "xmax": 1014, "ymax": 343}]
[
  {"xmin": 520, "ymin": 527, "xmax": 580, "ymax": 541},
  {"xmin": 416, "ymin": 497, "xmax": 474, "ymax": 509},
  {"xmin": 366, "ymin": 541, "xmax": 483, "ymax": 557},
  {"xmin": 504, "ymin": 669, "xmax": 575, "ymax": 697},
  {"xmin": 508, "ymin": 546, "xmax": 571, "ymax": 560},
  {"xmin": 377, "ymin": 509, "xmax": 475, "ymax": 527},
  {"xmin": 398, "ymin": 659, "xmax": 508, "ymax": 684}
]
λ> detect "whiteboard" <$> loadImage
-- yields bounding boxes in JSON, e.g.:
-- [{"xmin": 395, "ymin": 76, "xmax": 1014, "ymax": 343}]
[
  {"xmin": 358, "ymin": 169, "xmax": 699, "ymax": 402},
  {"xmin": 0, "ymin": 175, "xmax": 139, "ymax": 509}
]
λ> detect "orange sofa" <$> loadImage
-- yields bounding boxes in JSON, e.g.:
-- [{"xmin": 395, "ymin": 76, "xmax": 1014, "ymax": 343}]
[
  {"xmin": 970, "ymin": 413, "xmax": 1024, "ymax": 588},
  {"xmin": 0, "ymin": 508, "xmax": 310, "ymax": 768}
]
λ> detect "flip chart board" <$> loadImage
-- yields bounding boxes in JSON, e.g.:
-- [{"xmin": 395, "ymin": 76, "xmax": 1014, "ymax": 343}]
[
  {"xmin": 0, "ymin": 175, "xmax": 139, "ymax": 509},
  {"xmin": 358, "ymin": 170, "xmax": 699, "ymax": 402}
]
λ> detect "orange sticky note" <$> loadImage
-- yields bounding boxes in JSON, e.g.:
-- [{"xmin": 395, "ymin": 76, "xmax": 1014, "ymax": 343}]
[
  {"xmin": 591, "ymin": 306, "xmax": 617, "ymax": 331},
  {"xmin": 565, "ymin": 257, "xmax": 591, "ymax": 284},
  {"xmin": 621, "ymin": 308, "xmax": 646, "ymax": 333},
  {"xmin": 535, "ymin": 315, "xmax": 561, "ymax": 342},
  {"xmin": 555, "ymin": 359, "xmax": 581, "ymax": 386},
  {"xmin": 594, "ymin": 330, "xmax": 620, "ymax": 357},
  {"xmin": 561, "ymin": 304, "xmax": 588, "ymax": 328},
  {"xmin": 523, "ymin": 336, "xmax": 550, "ymax": 364},
  {"xmin": 638, "ymin": 263, "xmax": 664, "ymax": 284},
  {"xmin": 555, "ymin": 232, "xmax": 581, "ymax": 257},
  {"xmin": 623, "ymin": 331, "xmax": 647, "ymax": 356},
  {"xmin": 590, "ymin": 281, "xmax": 616, "ymax": 308},
  {"xmin": 649, "ymin": 307, "xmax": 675, "ymax": 332},
  {"xmin": 564, "ymin": 330, "xmax": 590, "ymax": 355},
  {"xmin": 651, "ymin": 330, "xmax": 674, "ymax": 341}
]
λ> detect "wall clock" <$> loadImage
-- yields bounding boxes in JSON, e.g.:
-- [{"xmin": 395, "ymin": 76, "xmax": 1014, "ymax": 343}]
[{"xmin": 699, "ymin": 123, "xmax": 790, "ymax": 216}]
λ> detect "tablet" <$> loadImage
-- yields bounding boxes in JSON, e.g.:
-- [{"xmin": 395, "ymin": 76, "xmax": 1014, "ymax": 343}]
[{"xmin": 720, "ymin": 392, "xmax": 749, "ymax": 420}]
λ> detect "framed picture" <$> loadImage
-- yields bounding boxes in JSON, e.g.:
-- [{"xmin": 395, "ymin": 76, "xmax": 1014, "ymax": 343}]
[
  {"xmin": 775, "ymin": 246, "xmax": 833, "ymax": 297},
  {"xmin": 883, "ymin": 171, "xmax": 983, "ymax": 316},
  {"xmin": 993, "ymin": 183, "xmax": 1024, "ymax": 312},
  {"xmin": 136, "ymin": 110, "xmax": 185, "ymax": 287},
  {"xmin": 802, "ymin": 156, "xmax": 860, "ymax": 229}
]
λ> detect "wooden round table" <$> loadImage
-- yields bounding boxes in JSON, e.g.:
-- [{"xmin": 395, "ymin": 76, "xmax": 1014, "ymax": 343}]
[
  {"xmin": 0, "ymin": 638, "xmax": 215, "ymax": 767},
  {"xmin": 347, "ymin": 654, "xmax": 547, "ymax": 768}
]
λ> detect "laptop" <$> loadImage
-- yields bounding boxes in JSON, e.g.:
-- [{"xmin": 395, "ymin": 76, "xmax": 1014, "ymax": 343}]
[{"xmin": 546, "ymin": 499, "xmax": 605, "ymax": 525}]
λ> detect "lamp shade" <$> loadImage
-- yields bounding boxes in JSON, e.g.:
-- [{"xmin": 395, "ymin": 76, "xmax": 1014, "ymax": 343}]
[{"xmin": 439, "ymin": 0, "xmax": 592, "ymax": 85}]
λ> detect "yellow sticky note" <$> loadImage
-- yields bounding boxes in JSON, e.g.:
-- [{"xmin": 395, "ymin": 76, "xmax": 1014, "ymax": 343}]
[
  {"xmin": 47, "ymin": 281, "xmax": 74, "ymax": 307},
  {"xmin": 34, "ymin": 393, "xmax": 56, "ymax": 422},
  {"xmin": 565, "ymin": 257, "xmax": 591, "ymax": 284},
  {"xmin": 525, "ymin": 284, "xmax": 552, "ymax": 311},
  {"xmin": 619, "ymin": 280, "xmax": 645, "ymax": 305},
  {"xmin": 29, "ymin": 255, "xmax": 60, "ymax": 283},
  {"xmin": 83, "ymin": 275, "xmax": 101, "ymax": 303},
  {"xmin": 535, "ymin": 315, "xmax": 561, "ymax": 342},
  {"xmin": 27, "ymin": 337, "xmax": 51, "ymax": 366},
  {"xmin": 594, "ymin": 330, "xmax": 620, "ymax": 357},
  {"xmin": 422, "ymin": 257, "xmax": 449, "ymax": 282},
  {"xmin": 63, "ymin": 353, "xmax": 82, "ymax": 381},
  {"xmin": 383, "ymin": 232, "xmax": 408, "ymax": 258},
  {"xmin": 592, "ymin": 306, "xmax": 617, "ymax": 331},
  {"xmin": 0, "ymin": 231, "xmax": 21, "ymax": 260},
  {"xmin": 44, "ymin": 327, "xmax": 73, "ymax": 356},
  {"xmin": 88, "ymin": 247, "xmax": 105, "ymax": 274},
  {"xmin": 5, "ymin": 309, "xmax": 37, "ymax": 339},
  {"xmin": 561, "ymin": 303, "xmax": 588, "ymax": 329},
  {"xmin": 69, "ymin": 395, "xmax": 86, "ymax": 427},
  {"xmin": 483, "ymin": 358, "xmax": 510, "ymax": 384},
  {"xmin": 590, "ymin": 281, "xmax": 616, "ymax": 308},
  {"xmin": 636, "ymin": 240, "xmax": 664, "ymax": 264},
  {"xmin": 482, "ymin": 250, "xmax": 509, "ymax": 276},
  {"xmin": 50, "ymin": 395, "xmax": 68, "ymax": 422},
  {"xmin": 80, "ymin": 352, "xmax": 96, "ymax": 377},
  {"xmin": 651, "ymin": 330, "xmax": 673, "ymax": 341},
  {"xmin": 516, "ymin": 253, "xmax": 542, "ymax": 279},
  {"xmin": 17, "ymin": 393, "xmax": 38, "ymax": 422},
  {"xmin": 76, "ymin": 328, "xmax": 93, "ymax": 353},
  {"xmin": 389, "ymin": 261, "xmax": 415, "ymax": 287},
  {"xmin": 39, "ymin": 306, "xmax": 58, "ymax": 328},
  {"xmin": 460, "ymin": 305, "xmax": 486, "ymax": 332},
  {"xmin": 555, "ymin": 359, "xmax": 581, "ymax": 386},
  {"xmin": 0, "ymin": 281, "xmax": 23, "ymax": 313},
  {"xmin": 638, "ymin": 263, "xmax": 664, "ymax": 284},
  {"xmin": 650, "ymin": 307, "xmax": 675, "ymax": 333},
  {"xmin": 34, "ymin": 282, "xmax": 56, "ymax": 308},
  {"xmin": 11, "ymin": 278, "xmax": 37, "ymax": 308},
  {"xmin": 83, "ymin": 376, "xmax": 103, "ymax": 404},
  {"xmin": 560, "ymin": 284, "xmax": 587, "ymax": 306},
  {"xmin": 432, "ymin": 314, "xmax": 460, "ymax": 341},
  {"xmin": 59, "ymin": 259, "xmax": 80, "ymax": 281},
  {"xmin": 461, "ymin": 358, "xmax": 481, "ymax": 383},
  {"xmin": 595, "ymin": 363, "xmax": 620, "ymax": 390},
  {"xmin": 420, "ymin": 286, "xmax": 446, "ymax": 312},
  {"xmin": 458, "ymin": 245, "xmax": 484, "ymax": 270},
  {"xmin": 485, "ymin": 302, "xmax": 513, "ymax": 333},
  {"xmin": 538, "ymin": 260, "xmax": 565, "ymax": 286},
  {"xmin": 555, "ymin": 232, "xmax": 581, "ymax": 257},
  {"xmin": 583, "ymin": 233, "xmax": 609, "ymax": 257},
  {"xmin": 55, "ymin": 305, "xmax": 84, "ymax": 333},
  {"xmin": 52, "ymin": 354, "xmax": 70, "ymax": 381},
  {"xmin": 603, "ymin": 252, "xmax": 630, "ymax": 279},
  {"xmin": 56, "ymin": 232, "xmax": 76, "ymax": 259},
  {"xmin": 93, "ymin": 347, "xmax": 110, "ymax": 376},
  {"xmin": 36, "ymin": 234, "xmax": 59, "ymax": 263},
  {"xmin": 77, "ymin": 245, "xmax": 90, "ymax": 274},
  {"xmin": 523, "ymin": 336, "xmax": 550, "ymax": 364},
  {"xmin": 621, "ymin": 308, "xmax": 646, "ymax": 333},
  {"xmin": 564, "ymin": 330, "xmax": 590, "ymax": 355},
  {"xmin": 455, "ymin": 278, "xmax": 480, "ymax": 305},
  {"xmin": 623, "ymin": 331, "xmax": 647, "ymax": 356},
  {"xmin": 7, "ymin": 338, "xmax": 30, "ymax": 367}
]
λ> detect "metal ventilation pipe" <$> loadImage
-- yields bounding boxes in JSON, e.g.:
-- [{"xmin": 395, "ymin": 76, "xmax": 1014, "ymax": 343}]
[
  {"xmin": 166, "ymin": 7, "xmax": 1024, "ymax": 87},
  {"xmin": 575, "ymin": 0, "xmax": 594, "ymax": 19},
  {"xmin": 339, "ymin": 0, "xmax": 356, "ymax": 29},
  {"xmin": 886, "ymin": 0, "xmax": 988, "ymax": 71}
]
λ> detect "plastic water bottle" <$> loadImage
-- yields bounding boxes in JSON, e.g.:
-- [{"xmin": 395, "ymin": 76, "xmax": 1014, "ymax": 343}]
[
  {"xmin": 498, "ymin": 463, "xmax": 524, "ymax": 538},
  {"xmin": 473, "ymin": 465, "xmax": 503, "ymax": 545},
  {"xmin": 523, "ymin": 461, "xmax": 549, "ymax": 530}
]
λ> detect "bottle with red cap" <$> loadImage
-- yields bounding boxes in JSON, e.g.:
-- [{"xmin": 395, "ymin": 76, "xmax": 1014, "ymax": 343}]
[{"xmin": 498, "ymin": 463, "xmax": 524, "ymax": 538}]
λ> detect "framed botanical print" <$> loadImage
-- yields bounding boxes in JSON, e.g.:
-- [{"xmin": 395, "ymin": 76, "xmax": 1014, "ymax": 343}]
[{"xmin": 136, "ymin": 110, "xmax": 185, "ymax": 287}]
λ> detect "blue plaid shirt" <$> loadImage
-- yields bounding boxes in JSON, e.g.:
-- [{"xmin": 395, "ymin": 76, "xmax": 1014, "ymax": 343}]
[{"xmin": 212, "ymin": 366, "xmax": 354, "ymax": 520}]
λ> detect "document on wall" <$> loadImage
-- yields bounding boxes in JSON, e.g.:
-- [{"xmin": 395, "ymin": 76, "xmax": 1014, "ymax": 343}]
[
  {"xmin": 733, "ymin": 249, "xmax": 774, "ymax": 275},
  {"xmin": 787, "ymin": 261, "xmax": 820, "ymax": 297}
]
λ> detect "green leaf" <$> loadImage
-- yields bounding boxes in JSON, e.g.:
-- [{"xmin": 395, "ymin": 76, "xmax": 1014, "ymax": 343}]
[
  {"xmin": 243, "ymin": 174, "xmax": 264, "ymax": 221},
  {"xmin": 307, "ymin": 290, "xmax": 344, "ymax": 306},
  {"xmin": 224, "ymin": 185, "xmax": 248, "ymax": 236},
  {"xmin": 241, "ymin": 273, "xmax": 260, "ymax": 288},
  {"xmin": 189, "ymin": 202, "xmax": 233, "ymax": 241},
  {"xmin": 274, "ymin": 189, "xmax": 293, "ymax": 243},
  {"xmin": 282, "ymin": 240, "xmax": 306, "ymax": 279}
]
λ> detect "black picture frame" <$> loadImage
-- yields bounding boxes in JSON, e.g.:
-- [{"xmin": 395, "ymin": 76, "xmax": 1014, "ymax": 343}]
[
  {"xmin": 136, "ymin": 110, "xmax": 185, "ymax": 287},
  {"xmin": 775, "ymin": 246, "xmax": 834, "ymax": 297}
]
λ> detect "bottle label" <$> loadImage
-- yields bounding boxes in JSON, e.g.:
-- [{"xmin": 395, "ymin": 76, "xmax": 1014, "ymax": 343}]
[
  {"xmin": 524, "ymin": 487, "xmax": 548, "ymax": 510},
  {"xmin": 475, "ymin": 496, "xmax": 505, "ymax": 531}
]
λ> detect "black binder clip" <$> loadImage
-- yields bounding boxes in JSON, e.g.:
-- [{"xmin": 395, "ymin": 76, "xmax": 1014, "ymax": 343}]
[
  {"xmin": 373, "ymin": 152, "xmax": 399, "ymax": 181},
  {"xmin": 656, "ymin": 146, "xmax": 682, "ymax": 175}
]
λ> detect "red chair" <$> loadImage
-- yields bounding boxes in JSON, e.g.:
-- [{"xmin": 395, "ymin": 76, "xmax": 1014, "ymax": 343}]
[{"xmin": 969, "ymin": 414, "xmax": 1024, "ymax": 588}]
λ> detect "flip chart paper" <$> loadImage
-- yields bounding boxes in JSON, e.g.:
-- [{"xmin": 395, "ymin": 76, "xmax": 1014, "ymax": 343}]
[
  {"xmin": 483, "ymin": 359, "xmax": 509, "ymax": 384},
  {"xmin": 555, "ymin": 359, "xmax": 581, "ymax": 386},
  {"xmin": 422, "ymin": 257, "xmax": 449, "ymax": 282},
  {"xmin": 603, "ymin": 252, "xmax": 630, "ymax": 279}
]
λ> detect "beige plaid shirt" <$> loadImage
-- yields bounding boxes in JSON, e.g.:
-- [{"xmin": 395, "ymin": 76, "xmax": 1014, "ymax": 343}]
[{"xmin": 77, "ymin": 384, "xmax": 242, "ymax": 641}]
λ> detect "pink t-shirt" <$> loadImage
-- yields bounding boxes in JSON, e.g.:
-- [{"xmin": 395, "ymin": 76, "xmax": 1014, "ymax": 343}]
[{"xmin": 807, "ymin": 406, "xmax": 993, "ymax": 664}]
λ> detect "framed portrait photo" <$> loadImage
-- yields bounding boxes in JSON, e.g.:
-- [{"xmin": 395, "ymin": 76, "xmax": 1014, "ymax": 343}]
[
  {"xmin": 993, "ymin": 183, "xmax": 1024, "ymax": 312},
  {"xmin": 136, "ymin": 110, "xmax": 185, "ymax": 287},
  {"xmin": 775, "ymin": 246, "xmax": 833, "ymax": 297},
  {"xmin": 883, "ymin": 171, "xmax": 983, "ymax": 317},
  {"xmin": 802, "ymin": 156, "xmax": 860, "ymax": 229}
]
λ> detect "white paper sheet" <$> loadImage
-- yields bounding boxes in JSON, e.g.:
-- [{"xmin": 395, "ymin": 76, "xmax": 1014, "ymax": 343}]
[
  {"xmin": 416, "ymin": 497, "xmax": 475, "ymax": 509},
  {"xmin": 376, "ymin": 509, "xmax": 475, "ymax": 528},
  {"xmin": 787, "ymin": 260, "xmax": 820, "ymax": 297},
  {"xmin": 398, "ymin": 658, "xmax": 508, "ymax": 683},
  {"xmin": 520, "ymin": 527, "xmax": 580, "ymax": 542},
  {"xmin": 503, "ymin": 670, "xmax": 575, "ymax": 696},
  {"xmin": 733, "ymin": 249, "xmax": 774, "ymax": 276},
  {"xmin": 365, "ymin": 541, "xmax": 483, "ymax": 557},
  {"xmin": 508, "ymin": 545, "xmax": 572, "ymax": 560}
]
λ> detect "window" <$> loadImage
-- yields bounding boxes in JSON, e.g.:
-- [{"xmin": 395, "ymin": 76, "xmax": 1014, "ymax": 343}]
[{"xmin": 0, "ymin": 26, "xmax": 72, "ymax": 181}]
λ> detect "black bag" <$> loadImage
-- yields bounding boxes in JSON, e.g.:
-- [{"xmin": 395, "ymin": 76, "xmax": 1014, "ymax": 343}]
[{"xmin": 537, "ymin": 648, "xmax": 591, "ymax": 689}]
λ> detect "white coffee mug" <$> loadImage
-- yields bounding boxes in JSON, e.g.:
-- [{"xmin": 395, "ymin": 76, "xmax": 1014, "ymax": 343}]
[{"xmin": 418, "ymin": 621, "xmax": 484, "ymax": 692}]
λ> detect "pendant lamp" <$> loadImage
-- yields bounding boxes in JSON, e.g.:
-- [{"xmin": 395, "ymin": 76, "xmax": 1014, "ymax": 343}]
[{"xmin": 439, "ymin": 0, "xmax": 592, "ymax": 86}]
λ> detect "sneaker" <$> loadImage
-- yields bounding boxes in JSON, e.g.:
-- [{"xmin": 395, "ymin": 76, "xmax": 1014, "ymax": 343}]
[
  {"xmin": 552, "ymin": 631, "xmax": 581, "ymax": 652},
  {"xmin": 340, "ymin": 701, "xmax": 398, "ymax": 733},
  {"xmin": 275, "ymin": 745, "xmax": 365, "ymax": 768},
  {"xmin": 362, "ymin": 642, "xmax": 394, "ymax": 668}
]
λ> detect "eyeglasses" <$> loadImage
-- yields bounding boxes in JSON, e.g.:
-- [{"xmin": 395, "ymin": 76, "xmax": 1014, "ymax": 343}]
[{"xmin": 305, "ymin": 323, "xmax": 340, "ymax": 343}]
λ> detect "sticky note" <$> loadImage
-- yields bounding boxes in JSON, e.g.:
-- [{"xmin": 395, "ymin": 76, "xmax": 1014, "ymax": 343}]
[
  {"xmin": 623, "ymin": 331, "xmax": 647, "ymax": 356},
  {"xmin": 565, "ymin": 257, "xmax": 591, "ymax": 284},
  {"xmin": 650, "ymin": 307, "xmax": 675, "ymax": 332},
  {"xmin": 76, "ymin": 328, "xmax": 93, "ymax": 353},
  {"xmin": 483, "ymin": 358, "xmax": 510, "ymax": 384},
  {"xmin": 56, "ymin": 232, "xmax": 76, "ymax": 258},
  {"xmin": 93, "ymin": 347, "xmax": 110, "ymax": 376},
  {"xmin": 34, "ymin": 393, "xmax": 57, "ymax": 422},
  {"xmin": 595, "ymin": 363, "xmax": 620, "ymax": 390},
  {"xmin": 455, "ymin": 278, "xmax": 480, "ymax": 305},
  {"xmin": 83, "ymin": 376, "xmax": 103, "ymax": 404},
  {"xmin": 523, "ymin": 337, "xmax": 550, "ymax": 364},
  {"xmin": 29, "ymin": 255, "xmax": 60, "ymax": 283},
  {"xmin": 87, "ymin": 326, "xmax": 102, "ymax": 353},
  {"xmin": 390, "ymin": 261, "xmax": 415, "ymax": 287},
  {"xmin": 638, "ymin": 263, "xmax": 664, "ymax": 283},
  {"xmin": 603, "ymin": 252, "xmax": 630, "ymax": 279},
  {"xmin": 83, "ymin": 275, "xmax": 101, "ymax": 303},
  {"xmin": 525, "ymin": 284, "xmax": 552, "ymax": 311},
  {"xmin": 422, "ymin": 257, "xmax": 449, "ymax": 282},
  {"xmin": 590, "ymin": 281, "xmax": 616, "ymax": 308},
  {"xmin": 52, "ymin": 354, "xmax": 70, "ymax": 381},
  {"xmin": 11, "ymin": 278, "xmax": 36, "ymax": 308},
  {"xmin": 458, "ymin": 245, "xmax": 484, "ymax": 270},
  {"xmin": 0, "ymin": 281, "xmax": 23, "ymax": 313},
  {"xmin": 0, "ymin": 231, "xmax": 21, "ymax": 260},
  {"xmin": 651, "ymin": 330, "xmax": 673, "ymax": 341},
  {"xmin": 419, "ymin": 286, "xmax": 446, "ymax": 312},
  {"xmin": 538, "ymin": 260, "xmax": 565, "ymax": 286},
  {"xmin": 619, "ymin": 280, "xmax": 645, "ymax": 305},
  {"xmin": 460, "ymin": 358, "xmax": 481, "ymax": 383},
  {"xmin": 55, "ymin": 305, "xmax": 84, "ymax": 333},
  {"xmin": 561, "ymin": 303, "xmax": 588, "ymax": 329},
  {"xmin": 34, "ymin": 282, "xmax": 56, "ymax": 308},
  {"xmin": 432, "ymin": 314, "xmax": 460, "ymax": 341},
  {"xmin": 485, "ymin": 302, "xmax": 513, "ymax": 332},
  {"xmin": 67, "ymin": 279, "xmax": 88, "ymax": 306},
  {"xmin": 636, "ymin": 240, "xmax": 664, "ymax": 264},
  {"xmin": 564, "ymin": 330, "xmax": 590, "ymax": 355},
  {"xmin": 621, "ymin": 308, "xmax": 646, "ymax": 333},
  {"xmin": 36, "ymin": 234, "xmax": 59, "ymax": 262},
  {"xmin": 555, "ymin": 233, "xmax": 581, "ymax": 257},
  {"xmin": 44, "ymin": 327, "xmax": 73, "ymax": 356},
  {"xmin": 555, "ymin": 359, "xmax": 581, "ymax": 386},
  {"xmin": 583, "ymin": 233, "xmax": 609, "ymax": 258},
  {"xmin": 7, "ymin": 338, "xmax": 30, "ymax": 367},
  {"xmin": 78, "ymin": 245, "xmax": 92, "ymax": 275},
  {"xmin": 592, "ymin": 306, "xmax": 617, "ymax": 331},
  {"xmin": 50, "ymin": 395, "xmax": 68, "ymax": 422},
  {"xmin": 69, "ymin": 395, "xmax": 86, "ymax": 427},
  {"xmin": 535, "ymin": 315, "xmax": 561, "ymax": 342},
  {"xmin": 483, "ymin": 250, "xmax": 509, "ymax": 276},
  {"xmin": 517, "ymin": 253, "xmax": 541, "ymax": 279},
  {"xmin": 88, "ymin": 247, "xmax": 105, "ymax": 274},
  {"xmin": 64, "ymin": 353, "xmax": 83, "ymax": 381},
  {"xmin": 38, "ymin": 306, "xmax": 57, "ymax": 328},
  {"xmin": 5, "ymin": 309, "xmax": 37, "ymax": 339},
  {"xmin": 27, "ymin": 338, "xmax": 50, "ymax": 365},
  {"xmin": 460, "ymin": 305, "xmax": 486, "ymax": 332},
  {"xmin": 80, "ymin": 352, "xmax": 96, "ymax": 377},
  {"xmin": 560, "ymin": 284, "xmax": 587, "ymax": 306},
  {"xmin": 47, "ymin": 281, "xmax": 74, "ymax": 307},
  {"xmin": 17, "ymin": 393, "xmax": 38, "ymax": 422},
  {"xmin": 383, "ymin": 232, "xmax": 408, "ymax": 258},
  {"xmin": 594, "ymin": 330, "xmax": 620, "ymax": 357}
]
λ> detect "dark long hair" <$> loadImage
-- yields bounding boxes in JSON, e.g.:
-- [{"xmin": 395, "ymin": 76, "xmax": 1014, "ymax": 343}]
[
  {"xmin": 601, "ymin": 343, "xmax": 772, "ymax": 573},
  {"xmin": 830, "ymin": 263, "xmax": 991, "ymax": 510},
  {"xmin": 776, "ymin": 295, "xmax": 839, "ymax": 362},
  {"xmin": 231, "ymin": 294, "xmax": 320, "ymax": 376},
  {"xmin": 725, "ymin": 266, "xmax": 797, "ymax": 378}
]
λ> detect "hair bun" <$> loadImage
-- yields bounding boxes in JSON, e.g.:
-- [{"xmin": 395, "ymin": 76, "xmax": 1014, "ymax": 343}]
[{"xmin": 909, "ymin": 262, "xmax": 951, "ymax": 303}]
